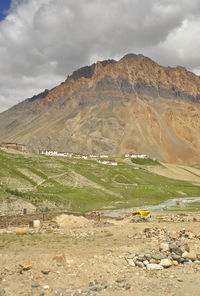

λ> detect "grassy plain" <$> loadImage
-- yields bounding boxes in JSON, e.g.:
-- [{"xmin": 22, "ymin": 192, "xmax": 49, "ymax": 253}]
[{"xmin": 0, "ymin": 149, "xmax": 200, "ymax": 213}]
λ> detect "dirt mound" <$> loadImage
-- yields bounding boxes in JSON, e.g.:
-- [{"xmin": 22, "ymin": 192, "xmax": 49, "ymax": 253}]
[{"xmin": 55, "ymin": 214, "xmax": 92, "ymax": 228}]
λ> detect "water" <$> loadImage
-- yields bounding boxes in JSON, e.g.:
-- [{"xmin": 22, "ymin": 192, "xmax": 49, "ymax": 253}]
[{"xmin": 101, "ymin": 196, "xmax": 200, "ymax": 218}]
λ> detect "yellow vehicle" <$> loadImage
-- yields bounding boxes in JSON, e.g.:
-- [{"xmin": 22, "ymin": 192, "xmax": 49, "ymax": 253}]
[{"xmin": 132, "ymin": 210, "xmax": 151, "ymax": 217}]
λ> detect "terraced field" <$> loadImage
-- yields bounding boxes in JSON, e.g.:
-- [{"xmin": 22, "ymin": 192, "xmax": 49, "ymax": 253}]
[{"xmin": 0, "ymin": 149, "xmax": 200, "ymax": 214}]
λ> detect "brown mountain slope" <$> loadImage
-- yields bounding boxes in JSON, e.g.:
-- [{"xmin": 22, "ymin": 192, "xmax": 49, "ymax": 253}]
[{"xmin": 0, "ymin": 53, "xmax": 200, "ymax": 164}]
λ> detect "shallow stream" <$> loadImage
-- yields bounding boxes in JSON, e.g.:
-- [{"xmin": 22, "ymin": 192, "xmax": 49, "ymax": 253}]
[{"xmin": 101, "ymin": 196, "xmax": 200, "ymax": 218}]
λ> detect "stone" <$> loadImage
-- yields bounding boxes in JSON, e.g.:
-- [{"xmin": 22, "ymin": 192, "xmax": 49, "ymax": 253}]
[
  {"xmin": 126, "ymin": 258, "xmax": 135, "ymax": 267},
  {"xmin": 16, "ymin": 229, "xmax": 28, "ymax": 235},
  {"xmin": 171, "ymin": 254, "xmax": 181, "ymax": 263},
  {"xmin": 152, "ymin": 254, "xmax": 167, "ymax": 260},
  {"xmin": 43, "ymin": 285, "xmax": 49, "ymax": 290},
  {"xmin": 137, "ymin": 255, "xmax": 146, "ymax": 262},
  {"xmin": 169, "ymin": 233, "xmax": 179, "ymax": 240},
  {"xmin": 182, "ymin": 251, "xmax": 188, "ymax": 258},
  {"xmin": 146, "ymin": 264, "xmax": 164, "ymax": 271},
  {"xmin": 41, "ymin": 269, "xmax": 50, "ymax": 275},
  {"xmin": 19, "ymin": 260, "xmax": 32, "ymax": 271},
  {"xmin": 160, "ymin": 258, "xmax": 173, "ymax": 268},
  {"xmin": 143, "ymin": 260, "xmax": 149, "ymax": 266},
  {"xmin": 135, "ymin": 261, "xmax": 144, "ymax": 268},
  {"xmin": 186, "ymin": 252, "xmax": 197, "ymax": 261},
  {"xmin": 160, "ymin": 243, "xmax": 169, "ymax": 251},
  {"xmin": 173, "ymin": 260, "xmax": 179, "ymax": 266},
  {"xmin": 170, "ymin": 245, "xmax": 182, "ymax": 256},
  {"xmin": 32, "ymin": 283, "xmax": 40, "ymax": 288}
]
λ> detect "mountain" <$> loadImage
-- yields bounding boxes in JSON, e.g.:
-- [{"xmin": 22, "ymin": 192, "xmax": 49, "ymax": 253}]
[{"xmin": 0, "ymin": 53, "xmax": 200, "ymax": 164}]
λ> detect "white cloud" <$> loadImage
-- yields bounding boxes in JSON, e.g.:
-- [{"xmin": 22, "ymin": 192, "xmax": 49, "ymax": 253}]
[{"xmin": 0, "ymin": 0, "xmax": 200, "ymax": 112}]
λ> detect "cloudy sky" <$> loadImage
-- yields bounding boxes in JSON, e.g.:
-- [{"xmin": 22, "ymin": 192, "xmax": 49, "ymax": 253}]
[{"xmin": 0, "ymin": 0, "xmax": 200, "ymax": 112}]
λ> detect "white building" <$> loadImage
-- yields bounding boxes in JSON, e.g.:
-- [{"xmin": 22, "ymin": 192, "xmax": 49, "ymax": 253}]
[
  {"xmin": 99, "ymin": 154, "xmax": 108, "ymax": 158},
  {"xmin": 41, "ymin": 150, "xmax": 57, "ymax": 156},
  {"xmin": 125, "ymin": 153, "xmax": 148, "ymax": 159},
  {"xmin": 97, "ymin": 159, "xmax": 118, "ymax": 166}
]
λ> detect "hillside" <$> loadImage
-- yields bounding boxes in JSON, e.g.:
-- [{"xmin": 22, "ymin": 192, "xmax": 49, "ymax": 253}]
[
  {"xmin": 0, "ymin": 149, "xmax": 200, "ymax": 214},
  {"xmin": 0, "ymin": 54, "xmax": 200, "ymax": 164}
]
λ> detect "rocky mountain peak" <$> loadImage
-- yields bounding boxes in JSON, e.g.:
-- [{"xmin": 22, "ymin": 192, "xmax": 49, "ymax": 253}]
[
  {"xmin": 0, "ymin": 54, "xmax": 200, "ymax": 164},
  {"xmin": 66, "ymin": 59, "xmax": 117, "ymax": 83}
]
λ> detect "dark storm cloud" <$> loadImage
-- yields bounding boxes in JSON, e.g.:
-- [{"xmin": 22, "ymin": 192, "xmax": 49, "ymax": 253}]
[{"xmin": 0, "ymin": 0, "xmax": 200, "ymax": 112}]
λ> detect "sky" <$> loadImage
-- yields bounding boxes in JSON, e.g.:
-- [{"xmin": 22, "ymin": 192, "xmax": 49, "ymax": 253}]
[
  {"xmin": 0, "ymin": 0, "xmax": 11, "ymax": 21},
  {"xmin": 0, "ymin": 0, "xmax": 200, "ymax": 112}
]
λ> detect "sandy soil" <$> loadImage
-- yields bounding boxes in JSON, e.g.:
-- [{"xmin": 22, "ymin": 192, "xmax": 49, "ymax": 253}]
[
  {"xmin": 0, "ymin": 212, "xmax": 200, "ymax": 296},
  {"xmin": 147, "ymin": 163, "xmax": 200, "ymax": 184}
]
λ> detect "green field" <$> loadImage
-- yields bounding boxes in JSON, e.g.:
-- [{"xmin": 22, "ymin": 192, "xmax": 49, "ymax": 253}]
[{"xmin": 0, "ymin": 149, "xmax": 200, "ymax": 213}]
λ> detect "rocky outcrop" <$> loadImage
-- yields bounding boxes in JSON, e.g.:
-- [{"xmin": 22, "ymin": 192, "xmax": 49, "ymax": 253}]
[{"xmin": 0, "ymin": 53, "xmax": 200, "ymax": 164}]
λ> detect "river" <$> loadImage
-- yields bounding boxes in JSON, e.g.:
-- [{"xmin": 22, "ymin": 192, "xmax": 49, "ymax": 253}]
[{"xmin": 101, "ymin": 196, "xmax": 200, "ymax": 218}]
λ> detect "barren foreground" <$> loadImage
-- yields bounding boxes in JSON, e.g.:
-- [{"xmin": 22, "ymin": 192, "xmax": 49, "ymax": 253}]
[{"xmin": 0, "ymin": 212, "xmax": 200, "ymax": 296}]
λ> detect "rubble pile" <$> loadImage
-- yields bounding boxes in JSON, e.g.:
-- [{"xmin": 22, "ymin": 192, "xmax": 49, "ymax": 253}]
[
  {"xmin": 125, "ymin": 227, "xmax": 200, "ymax": 271},
  {"xmin": 133, "ymin": 227, "xmax": 200, "ymax": 241},
  {"xmin": 155, "ymin": 215, "xmax": 200, "ymax": 222}
]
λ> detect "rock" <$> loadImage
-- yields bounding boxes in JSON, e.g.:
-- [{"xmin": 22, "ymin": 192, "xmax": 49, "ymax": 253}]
[
  {"xmin": 43, "ymin": 285, "xmax": 50, "ymax": 290},
  {"xmin": 186, "ymin": 252, "xmax": 197, "ymax": 261},
  {"xmin": 160, "ymin": 258, "xmax": 173, "ymax": 268},
  {"xmin": 19, "ymin": 260, "xmax": 32, "ymax": 271},
  {"xmin": 160, "ymin": 243, "xmax": 169, "ymax": 251},
  {"xmin": 137, "ymin": 255, "xmax": 146, "ymax": 262},
  {"xmin": 127, "ymin": 254, "xmax": 135, "ymax": 259},
  {"xmin": 32, "ymin": 283, "xmax": 40, "ymax": 288},
  {"xmin": 182, "ymin": 251, "xmax": 188, "ymax": 258},
  {"xmin": 41, "ymin": 269, "xmax": 50, "ymax": 275},
  {"xmin": 173, "ymin": 260, "xmax": 179, "ymax": 266},
  {"xmin": 152, "ymin": 254, "xmax": 167, "ymax": 260},
  {"xmin": 194, "ymin": 260, "xmax": 200, "ymax": 265},
  {"xmin": 170, "ymin": 245, "xmax": 182, "ymax": 256},
  {"xmin": 16, "ymin": 229, "xmax": 28, "ymax": 235},
  {"xmin": 126, "ymin": 258, "xmax": 135, "ymax": 267},
  {"xmin": 171, "ymin": 254, "xmax": 181, "ymax": 263},
  {"xmin": 135, "ymin": 261, "xmax": 144, "ymax": 268},
  {"xmin": 149, "ymin": 258, "xmax": 159, "ymax": 264},
  {"xmin": 146, "ymin": 264, "xmax": 164, "ymax": 271},
  {"xmin": 143, "ymin": 260, "xmax": 149, "ymax": 266},
  {"xmin": 169, "ymin": 233, "xmax": 179, "ymax": 240}
]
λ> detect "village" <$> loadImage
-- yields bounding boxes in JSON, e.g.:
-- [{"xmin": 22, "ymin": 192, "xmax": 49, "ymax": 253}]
[{"xmin": 40, "ymin": 149, "xmax": 149, "ymax": 166}]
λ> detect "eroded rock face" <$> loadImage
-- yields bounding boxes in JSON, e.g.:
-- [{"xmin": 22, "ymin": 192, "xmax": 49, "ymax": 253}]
[{"xmin": 0, "ymin": 53, "xmax": 200, "ymax": 164}]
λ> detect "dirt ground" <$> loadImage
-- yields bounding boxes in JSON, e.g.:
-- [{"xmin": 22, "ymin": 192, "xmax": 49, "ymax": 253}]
[
  {"xmin": 0, "ymin": 212, "xmax": 200, "ymax": 296},
  {"xmin": 147, "ymin": 162, "xmax": 200, "ymax": 184}
]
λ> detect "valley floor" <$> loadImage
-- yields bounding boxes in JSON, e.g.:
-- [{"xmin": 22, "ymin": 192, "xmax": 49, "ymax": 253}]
[{"xmin": 0, "ymin": 211, "xmax": 200, "ymax": 296}]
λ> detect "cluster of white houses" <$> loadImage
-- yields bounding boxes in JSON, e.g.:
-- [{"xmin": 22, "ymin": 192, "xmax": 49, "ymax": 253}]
[
  {"xmin": 125, "ymin": 153, "xmax": 149, "ymax": 159},
  {"xmin": 41, "ymin": 150, "xmax": 150, "ymax": 166},
  {"xmin": 40, "ymin": 150, "xmax": 108, "ymax": 159},
  {"xmin": 97, "ymin": 159, "xmax": 118, "ymax": 166},
  {"xmin": 40, "ymin": 150, "xmax": 118, "ymax": 166}
]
